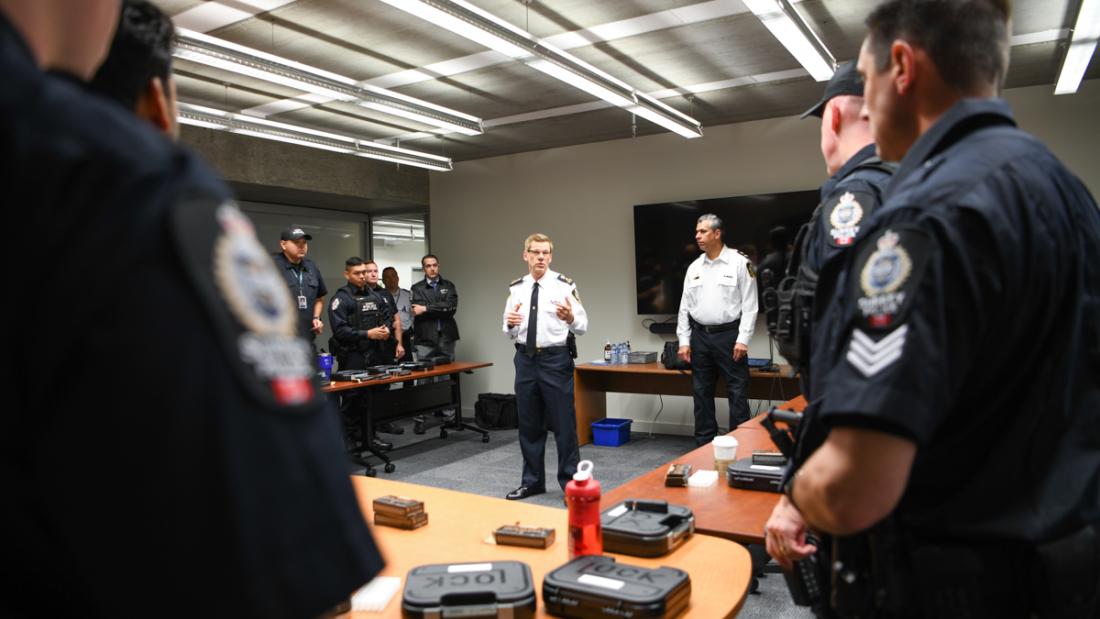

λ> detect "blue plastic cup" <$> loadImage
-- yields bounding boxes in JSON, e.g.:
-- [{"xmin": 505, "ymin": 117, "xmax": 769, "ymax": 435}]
[{"xmin": 317, "ymin": 353, "xmax": 334, "ymax": 381}]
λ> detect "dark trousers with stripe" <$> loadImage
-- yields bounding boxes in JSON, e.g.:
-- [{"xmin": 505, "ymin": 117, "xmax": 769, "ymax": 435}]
[
  {"xmin": 690, "ymin": 325, "xmax": 751, "ymax": 445},
  {"xmin": 514, "ymin": 348, "xmax": 580, "ymax": 491}
]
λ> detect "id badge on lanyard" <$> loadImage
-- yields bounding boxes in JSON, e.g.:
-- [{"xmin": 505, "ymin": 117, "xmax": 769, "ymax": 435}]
[{"xmin": 294, "ymin": 268, "xmax": 307, "ymax": 309}]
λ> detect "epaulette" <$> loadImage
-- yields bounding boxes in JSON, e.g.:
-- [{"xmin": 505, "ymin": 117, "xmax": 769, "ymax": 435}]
[
  {"xmin": 736, "ymin": 249, "xmax": 750, "ymax": 259},
  {"xmin": 557, "ymin": 274, "xmax": 574, "ymax": 285},
  {"xmin": 509, "ymin": 277, "xmax": 524, "ymax": 287}
]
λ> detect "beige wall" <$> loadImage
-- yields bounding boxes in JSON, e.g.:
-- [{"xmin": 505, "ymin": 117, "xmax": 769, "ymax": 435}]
[{"xmin": 431, "ymin": 80, "xmax": 1100, "ymax": 434}]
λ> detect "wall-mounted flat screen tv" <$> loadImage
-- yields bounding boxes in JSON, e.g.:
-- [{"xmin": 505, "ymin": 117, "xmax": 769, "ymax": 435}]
[{"xmin": 634, "ymin": 190, "xmax": 818, "ymax": 315}]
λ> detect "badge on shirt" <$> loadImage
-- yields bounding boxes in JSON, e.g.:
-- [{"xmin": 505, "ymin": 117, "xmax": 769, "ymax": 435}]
[
  {"xmin": 171, "ymin": 195, "xmax": 318, "ymax": 410},
  {"xmin": 828, "ymin": 191, "xmax": 869, "ymax": 247},
  {"xmin": 851, "ymin": 227, "xmax": 931, "ymax": 330},
  {"xmin": 297, "ymin": 295, "xmax": 308, "ymax": 309}
]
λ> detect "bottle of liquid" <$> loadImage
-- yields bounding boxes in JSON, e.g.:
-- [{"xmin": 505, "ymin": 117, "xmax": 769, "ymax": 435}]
[
  {"xmin": 603, "ymin": 340, "xmax": 612, "ymax": 363},
  {"xmin": 625, "ymin": 340, "xmax": 632, "ymax": 363},
  {"xmin": 566, "ymin": 460, "xmax": 602, "ymax": 559}
]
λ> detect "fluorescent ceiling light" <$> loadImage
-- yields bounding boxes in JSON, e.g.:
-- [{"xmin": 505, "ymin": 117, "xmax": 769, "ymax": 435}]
[
  {"xmin": 743, "ymin": 0, "xmax": 835, "ymax": 81},
  {"xmin": 178, "ymin": 102, "xmax": 453, "ymax": 171},
  {"xmin": 1054, "ymin": 0, "xmax": 1099, "ymax": 94},
  {"xmin": 377, "ymin": 0, "xmax": 702, "ymax": 138},
  {"xmin": 174, "ymin": 29, "xmax": 484, "ymax": 136}
]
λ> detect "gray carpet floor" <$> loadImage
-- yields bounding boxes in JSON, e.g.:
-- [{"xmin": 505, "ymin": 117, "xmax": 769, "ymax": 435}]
[{"xmin": 357, "ymin": 416, "xmax": 812, "ymax": 619}]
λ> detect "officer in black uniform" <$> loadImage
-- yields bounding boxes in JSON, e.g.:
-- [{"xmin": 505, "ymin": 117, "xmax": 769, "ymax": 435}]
[
  {"xmin": 273, "ymin": 226, "xmax": 328, "ymax": 349},
  {"xmin": 411, "ymin": 253, "xmax": 460, "ymax": 362},
  {"xmin": 766, "ymin": 2, "xmax": 1100, "ymax": 617},
  {"xmin": 328, "ymin": 257, "xmax": 396, "ymax": 370},
  {"xmin": 2, "ymin": 2, "xmax": 382, "ymax": 617},
  {"xmin": 328, "ymin": 257, "xmax": 398, "ymax": 451},
  {"xmin": 764, "ymin": 60, "xmax": 893, "ymax": 399}
]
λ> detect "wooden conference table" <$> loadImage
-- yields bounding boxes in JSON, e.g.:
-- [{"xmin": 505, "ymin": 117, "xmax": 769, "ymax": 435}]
[
  {"xmin": 603, "ymin": 396, "xmax": 807, "ymax": 547},
  {"xmin": 573, "ymin": 361, "xmax": 801, "ymax": 445},
  {"xmin": 348, "ymin": 477, "xmax": 753, "ymax": 618},
  {"xmin": 322, "ymin": 361, "xmax": 493, "ymax": 473}
]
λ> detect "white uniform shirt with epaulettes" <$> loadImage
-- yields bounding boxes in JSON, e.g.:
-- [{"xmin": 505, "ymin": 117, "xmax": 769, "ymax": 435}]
[
  {"xmin": 502, "ymin": 269, "xmax": 588, "ymax": 347},
  {"xmin": 676, "ymin": 245, "xmax": 758, "ymax": 347}
]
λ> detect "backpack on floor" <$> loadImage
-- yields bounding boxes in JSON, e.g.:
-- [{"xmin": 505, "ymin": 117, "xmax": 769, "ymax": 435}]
[{"xmin": 475, "ymin": 393, "xmax": 519, "ymax": 430}]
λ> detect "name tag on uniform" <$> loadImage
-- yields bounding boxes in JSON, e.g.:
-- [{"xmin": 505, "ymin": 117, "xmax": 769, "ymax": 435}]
[{"xmin": 297, "ymin": 295, "xmax": 308, "ymax": 309}]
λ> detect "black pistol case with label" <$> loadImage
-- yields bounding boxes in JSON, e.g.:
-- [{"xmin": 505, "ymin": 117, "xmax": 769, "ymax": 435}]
[
  {"xmin": 401, "ymin": 561, "xmax": 536, "ymax": 618},
  {"xmin": 726, "ymin": 457, "xmax": 784, "ymax": 492},
  {"xmin": 542, "ymin": 555, "xmax": 691, "ymax": 619},
  {"xmin": 600, "ymin": 500, "xmax": 695, "ymax": 557}
]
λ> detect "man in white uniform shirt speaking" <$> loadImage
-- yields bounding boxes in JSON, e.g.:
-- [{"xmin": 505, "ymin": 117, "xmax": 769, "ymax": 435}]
[
  {"xmin": 677, "ymin": 214, "xmax": 759, "ymax": 445},
  {"xmin": 502, "ymin": 233, "xmax": 588, "ymax": 501}
]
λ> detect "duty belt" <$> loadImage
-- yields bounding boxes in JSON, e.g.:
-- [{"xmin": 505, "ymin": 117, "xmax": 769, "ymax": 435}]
[
  {"xmin": 515, "ymin": 344, "xmax": 568, "ymax": 355},
  {"xmin": 690, "ymin": 317, "xmax": 740, "ymax": 334}
]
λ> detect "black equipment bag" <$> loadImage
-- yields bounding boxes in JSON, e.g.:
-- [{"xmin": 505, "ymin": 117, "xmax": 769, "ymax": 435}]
[
  {"xmin": 402, "ymin": 561, "xmax": 536, "ymax": 619},
  {"xmin": 475, "ymin": 393, "xmax": 519, "ymax": 430},
  {"xmin": 660, "ymin": 341, "xmax": 690, "ymax": 370},
  {"xmin": 543, "ymin": 555, "xmax": 691, "ymax": 619}
]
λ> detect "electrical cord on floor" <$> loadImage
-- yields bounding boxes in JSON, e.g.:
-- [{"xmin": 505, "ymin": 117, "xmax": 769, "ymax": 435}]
[{"xmin": 647, "ymin": 394, "xmax": 665, "ymax": 439}]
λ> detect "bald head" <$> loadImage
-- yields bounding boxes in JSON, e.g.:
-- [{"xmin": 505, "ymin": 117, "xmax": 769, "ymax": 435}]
[
  {"xmin": 820, "ymin": 94, "xmax": 875, "ymax": 175},
  {"xmin": 0, "ymin": 0, "xmax": 120, "ymax": 79}
]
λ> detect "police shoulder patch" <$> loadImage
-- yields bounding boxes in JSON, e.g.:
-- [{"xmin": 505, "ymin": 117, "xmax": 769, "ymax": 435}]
[
  {"xmin": 826, "ymin": 189, "xmax": 874, "ymax": 248},
  {"xmin": 746, "ymin": 262, "xmax": 757, "ymax": 279},
  {"xmin": 557, "ymin": 273, "xmax": 574, "ymax": 285},
  {"xmin": 172, "ymin": 196, "xmax": 318, "ymax": 410},
  {"xmin": 848, "ymin": 226, "xmax": 932, "ymax": 331}
]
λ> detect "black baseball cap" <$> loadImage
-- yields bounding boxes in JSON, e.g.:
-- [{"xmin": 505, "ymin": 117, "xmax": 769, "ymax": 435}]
[
  {"xmin": 280, "ymin": 227, "xmax": 312, "ymax": 241},
  {"xmin": 800, "ymin": 60, "xmax": 864, "ymax": 119}
]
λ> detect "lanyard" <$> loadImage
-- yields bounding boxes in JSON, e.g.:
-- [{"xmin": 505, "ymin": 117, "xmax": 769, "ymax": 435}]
[{"xmin": 292, "ymin": 265, "xmax": 304, "ymax": 294}]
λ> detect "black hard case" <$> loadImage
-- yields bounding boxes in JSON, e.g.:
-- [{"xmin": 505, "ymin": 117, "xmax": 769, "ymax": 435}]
[
  {"xmin": 542, "ymin": 555, "xmax": 691, "ymax": 619},
  {"xmin": 401, "ymin": 561, "xmax": 536, "ymax": 618},
  {"xmin": 600, "ymin": 500, "xmax": 695, "ymax": 557},
  {"xmin": 726, "ymin": 457, "xmax": 784, "ymax": 492}
]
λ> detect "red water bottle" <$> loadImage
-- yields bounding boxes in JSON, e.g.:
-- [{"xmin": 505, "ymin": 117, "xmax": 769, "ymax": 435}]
[{"xmin": 566, "ymin": 460, "xmax": 602, "ymax": 559}]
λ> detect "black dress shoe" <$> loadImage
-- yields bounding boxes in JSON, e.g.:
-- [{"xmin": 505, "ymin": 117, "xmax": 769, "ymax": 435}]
[
  {"xmin": 376, "ymin": 421, "xmax": 404, "ymax": 435},
  {"xmin": 369, "ymin": 436, "xmax": 393, "ymax": 452},
  {"xmin": 505, "ymin": 485, "xmax": 546, "ymax": 501}
]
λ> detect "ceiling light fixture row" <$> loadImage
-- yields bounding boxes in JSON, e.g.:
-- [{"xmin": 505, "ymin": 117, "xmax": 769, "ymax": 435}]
[
  {"xmin": 742, "ymin": 0, "xmax": 836, "ymax": 82},
  {"xmin": 1054, "ymin": 0, "xmax": 1099, "ymax": 94},
  {"xmin": 174, "ymin": 29, "xmax": 484, "ymax": 136},
  {"xmin": 376, "ymin": 0, "xmax": 704, "ymax": 139},
  {"xmin": 177, "ymin": 102, "xmax": 454, "ymax": 171}
]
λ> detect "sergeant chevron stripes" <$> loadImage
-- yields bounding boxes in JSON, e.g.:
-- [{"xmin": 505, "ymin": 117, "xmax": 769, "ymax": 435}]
[{"xmin": 846, "ymin": 326, "xmax": 909, "ymax": 377}]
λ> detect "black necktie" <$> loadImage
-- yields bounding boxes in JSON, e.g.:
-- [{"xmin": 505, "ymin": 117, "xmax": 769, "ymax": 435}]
[{"xmin": 526, "ymin": 282, "xmax": 539, "ymax": 355}]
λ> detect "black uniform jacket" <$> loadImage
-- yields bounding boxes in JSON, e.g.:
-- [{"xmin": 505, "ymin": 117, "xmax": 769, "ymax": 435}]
[
  {"xmin": 801, "ymin": 98, "xmax": 1100, "ymax": 542},
  {"xmin": 2, "ymin": 14, "xmax": 381, "ymax": 618},
  {"xmin": 328, "ymin": 284, "xmax": 395, "ymax": 366},
  {"xmin": 410, "ymin": 277, "xmax": 460, "ymax": 343}
]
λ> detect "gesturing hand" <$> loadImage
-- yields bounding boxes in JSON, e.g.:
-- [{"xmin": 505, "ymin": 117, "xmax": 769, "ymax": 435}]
[
  {"xmin": 506, "ymin": 302, "xmax": 524, "ymax": 327},
  {"xmin": 555, "ymin": 296, "xmax": 574, "ymax": 324}
]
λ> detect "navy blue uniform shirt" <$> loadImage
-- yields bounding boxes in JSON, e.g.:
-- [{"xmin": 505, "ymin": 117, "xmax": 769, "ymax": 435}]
[
  {"xmin": 272, "ymin": 252, "xmax": 327, "ymax": 337},
  {"xmin": 804, "ymin": 143, "xmax": 892, "ymax": 274},
  {"xmin": 2, "ymin": 13, "xmax": 381, "ymax": 618},
  {"xmin": 806, "ymin": 99, "xmax": 1100, "ymax": 542}
]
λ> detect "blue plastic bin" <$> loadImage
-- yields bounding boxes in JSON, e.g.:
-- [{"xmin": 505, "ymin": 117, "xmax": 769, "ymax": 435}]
[{"xmin": 591, "ymin": 418, "xmax": 632, "ymax": 447}]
